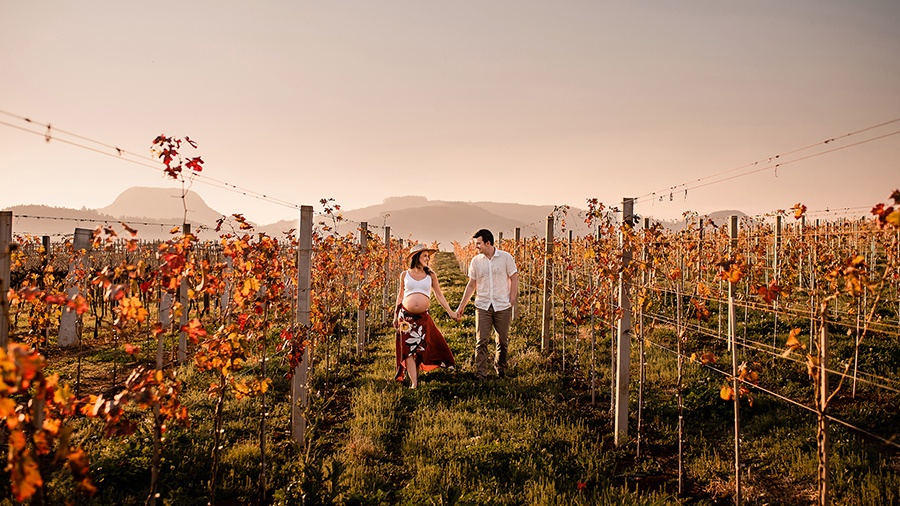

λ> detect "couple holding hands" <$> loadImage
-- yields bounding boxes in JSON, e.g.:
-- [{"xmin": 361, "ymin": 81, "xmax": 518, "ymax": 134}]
[{"xmin": 393, "ymin": 229, "xmax": 519, "ymax": 389}]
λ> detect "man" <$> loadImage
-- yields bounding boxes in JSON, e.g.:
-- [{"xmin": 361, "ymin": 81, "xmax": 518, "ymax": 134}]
[{"xmin": 456, "ymin": 229, "xmax": 518, "ymax": 380}]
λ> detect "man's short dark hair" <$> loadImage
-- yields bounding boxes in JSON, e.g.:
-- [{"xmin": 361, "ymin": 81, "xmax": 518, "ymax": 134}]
[{"xmin": 473, "ymin": 229, "xmax": 494, "ymax": 245}]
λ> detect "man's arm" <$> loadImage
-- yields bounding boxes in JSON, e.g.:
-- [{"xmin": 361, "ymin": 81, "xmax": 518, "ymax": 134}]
[
  {"xmin": 509, "ymin": 272, "xmax": 519, "ymax": 319},
  {"xmin": 456, "ymin": 278, "xmax": 477, "ymax": 318}
]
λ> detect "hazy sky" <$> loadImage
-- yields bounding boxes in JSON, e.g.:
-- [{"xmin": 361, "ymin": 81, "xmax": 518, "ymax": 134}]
[{"xmin": 2, "ymin": 0, "xmax": 899, "ymax": 228}]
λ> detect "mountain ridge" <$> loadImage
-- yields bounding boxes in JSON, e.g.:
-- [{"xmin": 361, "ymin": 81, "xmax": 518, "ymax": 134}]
[{"xmin": 3, "ymin": 187, "xmax": 746, "ymax": 246}]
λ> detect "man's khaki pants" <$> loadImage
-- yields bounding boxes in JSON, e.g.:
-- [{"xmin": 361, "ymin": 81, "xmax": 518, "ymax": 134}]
[{"xmin": 474, "ymin": 305, "xmax": 512, "ymax": 379}]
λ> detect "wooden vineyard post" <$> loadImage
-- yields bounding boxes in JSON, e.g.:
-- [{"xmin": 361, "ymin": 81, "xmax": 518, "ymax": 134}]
[
  {"xmin": 728, "ymin": 215, "xmax": 742, "ymax": 506},
  {"xmin": 357, "ymin": 222, "xmax": 368, "ymax": 354},
  {"xmin": 798, "ymin": 216, "xmax": 805, "ymax": 290},
  {"xmin": 637, "ymin": 216, "xmax": 649, "ymax": 457},
  {"xmin": 772, "ymin": 215, "xmax": 782, "ymax": 363},
  {"xmin": 676, "ymin": 241, "xmax": 684, "ymax": 496},
  {"xmin": 382, "ymin": 226, "xmax": 390, "ymax": 325},
  {"xmin": 0, "ymin": 211, "xmax": 11, "ymax": 348},
  {"xmin": 810, "ymin": 220, "xmax": 819, "ymax": 351},
  {"xmin": 41, "ymin": 235, "xmax": 51, "ymax": 345},
  {"xmin": 541, "ymin": 215, "xmax": 554, "ymax": 353},
  {"xmin": 816, "ymin": 304, "xmax": 830, "ymax": 505},
  {"xmin": 614, "ymin": 198, "xmax": 634, "ymax": 446},
  {"xmin": 590, "ymin": 272, "xmax": 597, "ymax": 406},
  {"xmin": 514, "ymin": 227, "xmax": 521, "ymax": 320},
  {"xmin": 178, "ymin": 223, "xmax": 191, "ymax": 364},
  {"xmin": 60, "ymin": 228, "xmax": 92, "ymax": 348},
  {"xmin": 514, "ymin": 227, "xmax": 520, "ymax": 258},
  {"xmin": 562, "ymin": 230, "xmax": 572, "ymax": 370},
  {"xmin": 292, "ymin": 205, "xmax": 313, "ymax": 447}
]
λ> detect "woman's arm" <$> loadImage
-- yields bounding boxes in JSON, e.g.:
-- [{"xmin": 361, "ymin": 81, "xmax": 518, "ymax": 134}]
[
  {"xmin": 430, "ymin": 271, "xmax": 456, "ymax": 319},
  {"xmin": 393, "ymin": 271, "xmax": 405, "ymax": 326}
]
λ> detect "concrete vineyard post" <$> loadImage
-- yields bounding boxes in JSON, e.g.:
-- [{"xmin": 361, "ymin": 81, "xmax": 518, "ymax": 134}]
[
  {"xmin": 357, "ymin": 222, "xmax": 367, "ymax": 354},
  {"xmin": 614, "ymin": 198, "xmax": 634, "ymax": 446},
  {"xmin": 0, "ymin": 211, "xmax": 11, "ymax": 348},
  {"xmin": 382, "ymin": 226, "xmax": 390, "ymax": 325},
  {"xmin": 292, "ymin": 205, "xmax": 313, "ymax": 447},
  {"xmin": 541, "ymin": 216, "xmax": 554, "ymax": 353},
  {"xmin": 59, "ymin": 227, "xmax": 92, "ymax": 348},
  {"xmin": 178, "ymin": 223, "xmax": 190, "ymax": 364},
  {"xmin": 729, "ymin": 215, "xmax": 742, "ymax": 506}
]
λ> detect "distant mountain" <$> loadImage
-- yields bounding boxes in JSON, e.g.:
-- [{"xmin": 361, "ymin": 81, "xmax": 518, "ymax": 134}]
[
  {"xmin": 340, "ymin": 196, "xmax": 595, "ymax": 249},
  {"xmin": 99, "ymin": 187, "xmax": 224, "ymax": 226},
  {"xmin": 5, "ymin": 188, "xmax": 227, "ymax": 240},
  {"xmin": 3, "ymin": 187, "xmax": 747, "ymax": 245},
  {"xmin": 653, "ymin": 210, "xmax": 749, "ymax": 231}
]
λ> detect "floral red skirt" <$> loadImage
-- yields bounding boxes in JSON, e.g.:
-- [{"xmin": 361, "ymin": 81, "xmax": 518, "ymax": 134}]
[{"xmin": 394, "ymin": 308, "xmax": 456, "ymax": 382}]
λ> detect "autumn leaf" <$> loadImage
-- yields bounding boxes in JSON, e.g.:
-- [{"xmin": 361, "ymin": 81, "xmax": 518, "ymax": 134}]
[
  {"xmin": 120, "ymin": 222, "xmax": 139, "ymax": 237},
  {"xmin": 755, "ymin": 280, "xmax": 781, "ymax": 306},
  {"xmin": 66, "ymin": 448, "xmax": 97, "ymax": 496},
  {"xmin": 0, "ymin": 397, "xmax": 16, "ymax": 417},
  {"xmin": 791, "ymin": 202, "xmax": 807, "ymax": 220},
  {"xmin": 667, "ymin": 267, "xmax": 681, "ymax": 281},
  {"xmin": 872, "ymin": 202, "xmax": 900, "ymax": 229},
  {"xmin": 185, "ymin": 156, "xmax": 204, "ymax": 173},
  {"xmin": 781, "ymin": 327, "xmax": 806, "ymax": 357},
  {"xmin": 53, "ymin": 382, "xmax": 75, "ymax": 406},
  {"xmin": 692, "ymin": 298, "xmax": 710, "ymax": 322},
  {"xmin": 807, "ymin": 354, "xmax": 819, "ymax": 379},
  {"xmin": 720, "ymin": 385, "xmax": 734, "ymax": 401},
  {"xmin": 690, "ymin": 352, "xmax": 715, "ymax": 364},
  {"xmin": 8, "ymin": 433, "xmax": 42, "ymax": 501},
  {"xmin": 696, "ymin": 282, "xmax": 710, "ymax": 297},
  {"xmin": 716, "ymin": 257, "xmax": 744, "ymax": 284}
]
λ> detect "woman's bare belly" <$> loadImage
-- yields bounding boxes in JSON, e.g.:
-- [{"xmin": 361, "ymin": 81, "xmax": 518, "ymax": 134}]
[{"xmin": 402, "ymin": 293, "xmax": 431, "ymax": 314}]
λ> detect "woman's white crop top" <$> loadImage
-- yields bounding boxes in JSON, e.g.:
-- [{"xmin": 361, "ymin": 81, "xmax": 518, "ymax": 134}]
[{"xmin": 403, "ymin": 271, "xmax": 432, "ymax": 298}]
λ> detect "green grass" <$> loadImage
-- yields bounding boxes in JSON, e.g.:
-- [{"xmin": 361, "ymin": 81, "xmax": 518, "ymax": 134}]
[{"xmin": 7, "ymin": 251, "xmax": 898, "ymax": 505}]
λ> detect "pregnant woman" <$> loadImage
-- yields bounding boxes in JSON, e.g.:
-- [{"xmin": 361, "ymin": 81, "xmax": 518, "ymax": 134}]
[{"xmin": 393, "ymin": 243, "xmax": 457, "ymax": 389}]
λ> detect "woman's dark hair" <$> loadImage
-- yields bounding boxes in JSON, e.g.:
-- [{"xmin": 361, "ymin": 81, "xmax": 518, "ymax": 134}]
[
  {"xmin": 409, "ymin": 251, "xmax": 433, "ymax": 276},
  {"xmin": 473, "ymin": 229, "xmax": 494, "ymax": 245}
]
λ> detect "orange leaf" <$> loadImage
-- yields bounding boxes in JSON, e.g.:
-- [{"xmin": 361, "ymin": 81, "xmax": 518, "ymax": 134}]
[
  {"xmin": 782, "ymin": 327, "xmax": 806, "ymax": 357},
  {"xmin": 720, "ymin": 385, "xmax": 734, "ymax": 401},
  {"xmin": 0, "ymin": 398, "xmax": 16, "ymax": 417}
]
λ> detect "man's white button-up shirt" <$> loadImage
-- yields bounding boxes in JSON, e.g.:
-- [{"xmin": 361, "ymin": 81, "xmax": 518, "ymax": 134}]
[{"xmin": 467, "ymin": 249, "xmax": 518, "ymax": 311}]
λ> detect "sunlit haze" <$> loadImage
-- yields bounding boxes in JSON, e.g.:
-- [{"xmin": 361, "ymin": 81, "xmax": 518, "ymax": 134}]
[{"xmin": 2, "ymin": 1, "xmax": 899, "ymax": 230}]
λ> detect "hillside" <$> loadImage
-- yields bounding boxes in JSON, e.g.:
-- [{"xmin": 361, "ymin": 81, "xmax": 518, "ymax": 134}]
[
  {"xmin": 3, "ymin": 187, "xmax": 747, "ymax": 244},
  {"xmin": 99, "ymin": 187, "xmax": 225, "ymax": 226},
  {"xmin": 340, "ymin": 196, "xmax": 595, "ymax": 249}
]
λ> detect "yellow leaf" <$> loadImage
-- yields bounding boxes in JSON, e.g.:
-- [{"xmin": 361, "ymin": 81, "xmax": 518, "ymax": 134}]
[
  {"xmin": 0, "ymin": 397, "xmax": 16, "ymax": 417},
  {"xmin": 720, "ymin": 385, "xmax": 734, "ymax": 401},
  {"xmin": 697, "ymin": 282, "xmax": 710, "ymax": 296},
  {"xmin": 887, "ymin": 209, "xmax": 900, "ymax": 227},
  {"xmin": 53, "ymin": 383, "xmax": 75, "ymax": 405}
]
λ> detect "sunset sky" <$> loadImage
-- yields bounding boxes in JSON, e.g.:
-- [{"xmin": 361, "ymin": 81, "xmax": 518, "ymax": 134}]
[{"xmin": 2, "ymin": 1, "xmax": 899, "ymax": 230}]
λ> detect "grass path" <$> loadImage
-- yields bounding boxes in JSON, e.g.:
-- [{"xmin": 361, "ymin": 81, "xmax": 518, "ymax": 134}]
[{"xmin": 329, "ymin": 252, "xmax": 673, "ymax": 505}]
